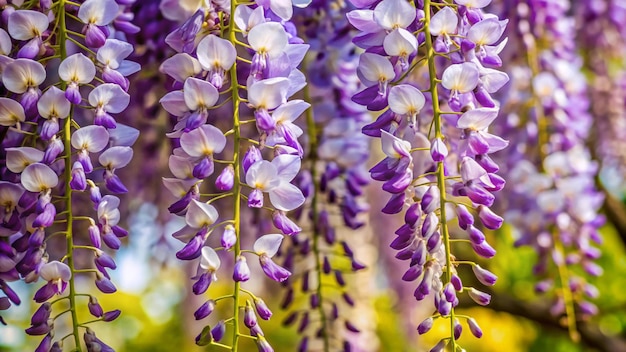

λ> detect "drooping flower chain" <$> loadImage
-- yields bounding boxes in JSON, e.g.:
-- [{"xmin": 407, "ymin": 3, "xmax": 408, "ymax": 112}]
[
  {"xmin": 277, "ymin": 2, "xmax": 372, "ymax": 350},
  {"xmin": 495, "ymin": 0, "xmax": 604, "ymax": 340},
  {"xmin": 0, "ymin": 0, "xmax": 139, "ymax": 350},
  {"xmin": 159, "ymin": 0, "xmax": 310, "ymax": 350},
  {"xmin": 575, "ymin": 0, "xmax": 626, "ymax": 179},
  {"xmin": 348, "ymin": 0, "xmax": 509, "ymax": 349}
]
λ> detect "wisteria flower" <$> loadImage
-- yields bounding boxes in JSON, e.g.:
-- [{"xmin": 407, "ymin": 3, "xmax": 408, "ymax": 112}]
[
  {"xmin": 245, "ymin": 155, "xmax": 305, "ymax": 211},
  {"xmin": 33, "ymin": 261, "xmax": 71, "ymax": 303},
  {"xmin": 254, "ymin": 234, "xmax": 291, "ymax": 282}
]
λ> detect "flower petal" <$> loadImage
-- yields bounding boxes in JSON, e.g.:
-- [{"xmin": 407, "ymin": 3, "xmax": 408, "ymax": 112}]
[
  {"xmin": 248, "ymin": 78, "xmax": 290, "ymax": 110},
  {"xmin": 456, "ymin": 108, "xmax": 498, "ymax": 131},
  {"xmin": 88, "ymin": 83, "xmax": 130, "ymax": 113},
  {"xmin": 71, "ymin": 125, "xmax": 110, "ymax": 153},
  {"xmin": 246, "ymin": 160, "xmax": 280, "ymax": 191},
  {"xmin": 430, "ymin": 6, "xmax": 458, "ymax": 35},
  {"xmin": 253, "ymin": 234, "xmax": 284, "ymax": 258},
  {"xmin": 38, "ymin": 86, "xmax": 71, "ymax": 119},
  {"xmin": 183, "ymin": 77, "xmax": 219, "ymax": 110},
  {"xmin": 78, "ymin": 0, "xmax": 120, "ymax": 26},
  {"xmin": 6, "ymin": 147, "xmax": 44, "ymax": 173},
  {"xmin": 179, "ymin": 124, "xmax": 227, "ymax": 157},
  {"xmin": 200, "ymin": 247, "xmax": 221, "ymax": 271},
  {"xmin": 21, "ymin": 163, "xmax": 58, "ymax": 192},
  {"xmin": 39, "ymin": 261, "xmax": 71, "ymax": 282},
  {"xmin": 186, "ymin": 199, "xmax": 219, "ymax": 228},
  {"xmin": 269, "ymin": 182, "xmax": 305, "ymax": 211},
  {"xmin": 388, "ymin": 84, "xmax": 425, "ymax": 115},
  {"xmin": 0, "ymin": 97, "xmax": 26, "ymax": 126},
  {"xmin": 159, "ymin": 53, "xmax": 202, "ymax": 83},
  {"xmin": 271, "ymin": 154, "xmax": 301, "ymax": 182},
  {"xmin": 98, "ymin": 146, "xmax": 133, "ymax": 169},
  {"xmin": 373, "ymin": 0, "xmax": 416, "ymax": 30},
  {"xmin": 59, "ymin": 53, "xmax": 96, "ymax": 84},
  {"xmin": 441, "ymin": 62, "xmax": 479, "ymax": 93},
  {"xmin": 248, "ymin": 22, "xmax": 288, "ymax": 59},
  {"xmin": 7, "ymin": 10, "xmax": 49, "ymax": 40},
  {"xmin": 97, "ymin": 39, "xmax": 133, "ymax": 69},
  {"xmin": 2, "ymin": 59, "xmax": 46, "ymax": 93}
]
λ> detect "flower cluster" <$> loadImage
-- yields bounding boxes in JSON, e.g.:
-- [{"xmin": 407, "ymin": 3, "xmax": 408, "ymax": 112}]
[
  {"xmin": 495, "ymin": 0, "xmax": 604, "ymax": 339},
  {"xmin": 277, "ymin": 2, "xmax": 373, "ymax": 350},
  {"xmin": 575, "ymin": 0, "xmax": 626, "ymax": 178},
  {"xmin": 348, "ymin": 0, "xmax": 509, "ymax": 349},
  {"xmin": 159, "ymin": 0, "xmax": 310, "ymax": 349},
  {"xmin": 0, "ymin": 0, "xmax": 139, "ymax": 350}
]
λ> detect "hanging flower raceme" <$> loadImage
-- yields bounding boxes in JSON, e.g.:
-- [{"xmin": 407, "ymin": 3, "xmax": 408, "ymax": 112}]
[
  {"xmin": 0, "ymin": 1, "xmax": 139, "ymax": 349},
  {"xmin": 160, "ymin": 0, "xmax": 309, "ymax": 349},
  {"xmin": 348, "ymin": 0, "xmax": 509, "ymax": 349},
  {"xmin": 494, "ymin": 0, "xmax": 604, "ymax": 339}
]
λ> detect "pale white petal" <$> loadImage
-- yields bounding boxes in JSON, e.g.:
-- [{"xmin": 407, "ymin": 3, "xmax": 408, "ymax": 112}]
[
  {"xmin": 38, "ymin": 86, "xmax": 71, "ymax": 119},
  {"xmin": 59, "ymin": 53, "xmax": 96, "ymax": 84},
  {"xmin": 272, "ymin": 100, "xmax": 309, "ymax": 124},
  {"xmin": 429, "ymin": 6, "xmax": 458, "ymax": 35},
  {"xmin": 441, "ymin": 62, "xmax": 479, "ymax": 93},
  {"xmin": 21, "ymin": 163, "xmax": 58, "ymax": 192},
  {"xmin": 98, "ymin": 146, "xmax": 133, "ymax": 169},
  {"xmin": 97, "ymin": 195, "xmax": 121, "ymax": 225},
  {"xmin": 6, "ymin": 147, "xmax": 44, "ymax": 173},
  {"xmin": 78, "ymin": 0, "xmax": 120, "ymax": 25},
  {"xmin": 88, "ymin": 83, "xmax": 130, "ymax": 113},
  {"xmin": 248, "ymin": 78, "xmax": 290, "ymax": 110},
  {"xmin": 39, "ymin": 261, "xmax": 71, "ymax": 282},
  {"xmin": 0, "ymin": 29, "xmax": 12, "ymax": 55},
  {"xmin": 532, "ymin": 72, "xmax": 559, "ymax": 99},
  {"xmin": 200, "ymin": 247, "xmax": 221, "ymax": 271},
  {"xmin": 0, "ymin": 181, "xmax": 24, "ymax": 206},
  {"xmin": 169, "ymin": 155, "xmax": 194, "ymax": 179},
  {"xmin": 108, "ymin": 124, "xmax": 139, "ymax": 147},
  {"xmin": 186, "ymin": 199, "xmax": 219, "ymax": 228},
  {"xmin": 159, "ymin": 91, "xmax": 189, "ymax": 116},
  {"xmin": 197, "ymin": 35, "xmax": 237, "ymax": 72},
  {"xmin": 0, "ymin": 97, "xmax": 25, "ymax": 126},
  {"xmin": 117, "ymin": 60, "xmax": 141, "ymax": 76},
  {"xmin": 388, "ymin": 84, "xmax": 425, "ymax": 115},
  {"xmin": 347, "ymin": 10, "xmax": 380, "ymax": 33},
  {"xmin": 245, "ymin": 160, "xmax": 280, "ymax": 191},
  {"xmin": 159, "ymin": 53, "xmax": 202, "ymax": 82},
  {"xmin": 383, "ymin": 28, "xmax": 418, "ymax": 58},
  {"xmin": 71, "ymin": 125, "xmax": 110, "ymax": 153},
  {"xmin": 97, "ymin": 39, "xmax": 133, "ymax": 69},
  {"xmin": 179, "ymin": 124, "xmax": 227, "ymax": 157},
  {"xmin": 381, "ymin": 130, "xmax": 411, "ymax": 159},
  {"xmin": 455, "ymin": 0, "xmax": 492, "ymax": 8},
  {"xmin": 253, "ymin": 234, "xmax": 284, "ymax": 258},
  {"xmin": 467, "ymin": 18, "xmax": 507, "ymax": 46},
  {"xmin": 248, "ymin": 22, "xmax": 288, "ymax": 58},
  {"xmin": 183, "ymin": 77, "xmax": 219, "ymax": 110},
  {"xmin": 479, "ymin": 67, "xmax": 509, "ymax": 93},
  {"xmin": 7, "ymin": 10, "xmax": 49, "ymax": 40},
  {"xmin": 271, "ymin": 154, "xmax": 301, "ymax": 182},
  {"xmin": 357, "ymin": 53, "xmax": 395, "ymax": 84},
  {"xmin": 456, "ymin": 108, "xmax": 498, "ymax": 131},
  {"xmin": 2, "ymin": 59, "xmax": 46, "ymax": 93},
  {"xmin": 163, "ymin": 177, "xmax": 197, "ymax": 197},
  {"xmin": 270, "ymin": 0, "xmax": 293, "ymax": 20},
  {"xmin": 373, "ymin": 0, "xmax": 416, "ymax": 30},
  {"xmin": 269, "ymin": 182, "xmax": 305, "ymax": 211}
]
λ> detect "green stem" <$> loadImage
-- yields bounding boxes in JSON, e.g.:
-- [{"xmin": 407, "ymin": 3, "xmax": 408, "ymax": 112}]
[
  {"xmin": 228, "ymin": 3, "xmax": 242, "ymax": 350},
  {"xmin": 303, "ymin": 73, "xmax": 330, "ymax": 352},
  {"xmin": 58, "ymin": 0, "xmax": 82, "ymax": 350},
  {"xmin": 423, "ymin": 1, "xmax": 457, "ymax": 350}
]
